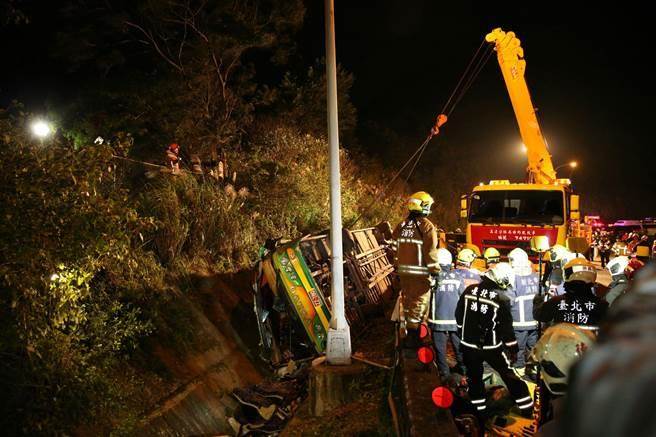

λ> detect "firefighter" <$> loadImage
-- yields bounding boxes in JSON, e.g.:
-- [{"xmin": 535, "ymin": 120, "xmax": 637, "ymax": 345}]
[
  {"xmin": 611, "ymin": 240, "xmax": 629, "ymax": 257},
  {"xmin": 392, "ymin": 191, "xmax": 441, "ymax": 348},
  {"xmin": 563, "ymin": 274, "xmax": 656, "ymax": 437},
  {"xmin": 483, "ymin": 247, "xmax": 500, "ymax": 270},
  {"xmin": 454, "ymin": 248, "xmax": 481, "ymax": 288},
  {"xmin": 598, "ymin": 233, "xmax": 612, "ymax": 268},
  {"xmin": 543, "ymin": 244, "xmax": 568, "ymax": 296},
  {"xmin": 428, "ymin": 248, "xmax": 465, "ymax": 377},
  {"xmin": 455, "ymin": 262, "xmax": 533, "ymax": 418},
  {"xmin": 507, "ymin": 248, "xmax": 539, "ymax": 370},
  {"xmin": 605, "ymin": 256, "xmax": 630, "ymax": 305},
  {"xmin": 166, "ymin": 142, "xmax": 181, "ymax": 173},
  {"xmin": 533, "ymin": 258, "xmax": 608, "ymax": 332},
  {"xmin": 530, "ymin": 323, "xmax": 596, "ymax": 433}
]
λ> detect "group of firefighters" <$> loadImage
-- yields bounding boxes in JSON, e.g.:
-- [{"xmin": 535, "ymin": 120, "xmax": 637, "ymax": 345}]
[
  {"xmin": 392, "ymin": 191, "xmax": 649, "ymax": 432},
  {"xmin": 165, "ymin": 142, "xmax": 231, "ymax": 182}
]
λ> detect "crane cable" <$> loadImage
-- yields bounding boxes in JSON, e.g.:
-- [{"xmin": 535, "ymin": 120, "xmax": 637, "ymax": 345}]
[
  {"xmin": 404, "ymin": 41, "xmax": 494, "ymax": 183},
  {"xmin": 402, "ymin": 43, "xmax": 494, "ymax": 184},
  {"xmin": 350, "ymin": 38, "xmax": 494, "ymax": 227}
]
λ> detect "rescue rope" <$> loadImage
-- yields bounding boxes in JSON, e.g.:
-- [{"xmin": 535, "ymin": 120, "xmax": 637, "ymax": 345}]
[{"xmin": 112, "ymin": 154, "xmax": 195, "ymax": 174}]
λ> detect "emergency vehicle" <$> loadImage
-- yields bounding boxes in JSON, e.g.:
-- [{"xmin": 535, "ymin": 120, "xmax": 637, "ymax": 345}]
[{"xmin": 460, "ymin": 29, "xmax": 584, "ymax": 257}]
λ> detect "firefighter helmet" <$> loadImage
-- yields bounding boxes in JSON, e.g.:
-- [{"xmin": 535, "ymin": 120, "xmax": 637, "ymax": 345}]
[
  {"xmin": 456, "ymin": 248, "xmax": 477, "ymax": 266},
  {"xmin": 547, "ymin": 244, "xmax": 569, "ymax": 263},
  {"xmin": 508, "ymin": 248, "xmax": 530, "ymax": 268},
  {"xmin": 612, "ymin": 241, "xmax": 630, "ymax": 256},
  {"xmin": 607, "ymin": 256, "xmax": 630, "ymax": 277},
  {"xmin": 436, "ymin": 248, "xmax": 453, "ymax": 267},
  {"xmin": 530, "ymin": 323, "xmax": 596, "ymax": 395},
  {"xmin": 560, "ymin": 251, "xmax": 585, "ymax": 269},
  {"xmin": 563, "ymin": 258, "xmax": 597, "ymax": 284},
  {"xmin": 483, "ymin": 247, "xmax": 500, "ymax": 264},
  {"xmin": 485, "ymin": 262, "xmax": 515, "ymax": 289},
  {"xmin": 406, "ymin": 191, "xmax": 434, "ymax": 215}
]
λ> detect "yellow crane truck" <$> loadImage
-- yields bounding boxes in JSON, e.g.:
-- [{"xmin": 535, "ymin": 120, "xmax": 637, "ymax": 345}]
[{"xmin": 460, "ymin": 28, "xmax": 584, "ymax": 257}]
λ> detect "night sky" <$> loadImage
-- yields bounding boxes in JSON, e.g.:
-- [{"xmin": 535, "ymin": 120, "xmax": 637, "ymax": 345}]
[{"xmin": 2, "ymin": 1, "xmax": 654, "ymax": 219}]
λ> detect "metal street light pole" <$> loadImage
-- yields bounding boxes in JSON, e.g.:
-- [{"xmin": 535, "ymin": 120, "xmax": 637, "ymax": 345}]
[{"xmin": 324, "ymin": 0, "xmax": 351, "ymax": 365}]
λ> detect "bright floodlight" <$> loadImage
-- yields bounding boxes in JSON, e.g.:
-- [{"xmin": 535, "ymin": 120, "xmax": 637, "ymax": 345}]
[
  {"xmin": 520, "ymin": 144, "xmax": 527, "ymax": 154},
  {"xmin": 31, "ymin": 120, "xmax": 52, "ymax": 138},
  {"xmin": 570, "ymin": 161, "xmax": 578, "ymax": 168}
]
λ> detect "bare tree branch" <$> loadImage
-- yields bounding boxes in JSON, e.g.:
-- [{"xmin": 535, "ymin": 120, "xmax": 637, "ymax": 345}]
[{"xmin": 124, "ymin": 20, "xmax": 184, "ymax": 72}]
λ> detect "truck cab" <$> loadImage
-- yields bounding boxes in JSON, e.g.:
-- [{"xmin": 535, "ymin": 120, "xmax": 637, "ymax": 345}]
[{"xmin": 461, "ymin": 180, "xmax": 580, "ymax": 257}]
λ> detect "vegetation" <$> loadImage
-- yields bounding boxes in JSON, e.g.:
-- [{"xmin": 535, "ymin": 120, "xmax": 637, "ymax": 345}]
[{"xmin": 0, "ymin": 2, "xmax": 407, "ymax": 434}]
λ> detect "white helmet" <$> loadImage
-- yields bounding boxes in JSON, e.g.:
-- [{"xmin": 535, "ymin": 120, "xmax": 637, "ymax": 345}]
[
  {"xmin": 607, "ymin": 256, "xmax": 630, "ymax": 277},
  {"xmin": 508, "ymin": 248, "xmax": 530, "ymax": 269},
  {"xmin": 560, "ymin": 251, "xmax": 585, "ymax": 269},
  {"xmin": 485, "ymin": 262, "xmax": 515, "ymax": 289},
  {"xmin": 548, "ymin": 244, "xmax": 569, "ymax": 263},
  {"xmin": 436, "ymin": 248, "xmax": 453, "ymax": 267},
  {"xmin": 530, "ymin": 323, "xmax": 596, "ymax": 395}
]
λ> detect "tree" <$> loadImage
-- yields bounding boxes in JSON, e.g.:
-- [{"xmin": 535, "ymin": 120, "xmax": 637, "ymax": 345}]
[{"xmin": 0, "ymin": 107, "xmax": 163, "ymax": 434}]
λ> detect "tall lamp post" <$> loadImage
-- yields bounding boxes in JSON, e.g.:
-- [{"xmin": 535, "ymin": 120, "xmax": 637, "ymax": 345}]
[{"xmin": 324, "ymin": 0, "xmax": 351, "ymax": 365}]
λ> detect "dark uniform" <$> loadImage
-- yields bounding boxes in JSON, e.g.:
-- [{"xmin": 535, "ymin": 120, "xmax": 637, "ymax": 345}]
[
  {"xmin": 599, "ymin": 238, "xmax": 611, "ymax": 268},
  {"xmin": 605, "ymin": 273, "xmax": 630, "ymax": 306},
  {"xmin": 533, "ymin": 281, "xmax": 609, "ymax": 332},
  {"xmin": 455, "ymin": 276, "xmax": 533, "ymax": 415},
  {"xmin": 509, "ymin": 270, "xmax": 540, "ymax": 367},
  {"xmin": 392, "ymin": 214, "xmax": 440, "ymax": 329},
  {"xmin": 428, "ymin": 269, "xmax": 466, "ymax": 377}
]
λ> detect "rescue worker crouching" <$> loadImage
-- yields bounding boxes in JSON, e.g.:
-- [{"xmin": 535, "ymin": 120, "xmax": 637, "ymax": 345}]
[
  {"xmin": 507, "ymin": 248, "xmax": 540, "ymax": 371},
  {"xmin": 428, "ymin": 248, "xmax": 466, "ymax": 378},
  {"xmin": 392, "ymin": 191, "xmax": 441, "ymax": 348},
  {"xmin": 530, "ymin": 323, "xmax": 596, "ymax": 433},
  {"xmin": 455, "ymin": 262, "xmax": 533, "ymax": 418},
  {"xmin": 533, "ymin": 258, "xmax": 608, "ymax": 332}
]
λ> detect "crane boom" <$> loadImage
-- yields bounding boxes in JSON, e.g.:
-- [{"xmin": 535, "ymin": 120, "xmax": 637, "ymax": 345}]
[{"xmin": 485, "ymin": 28, "xmax": 557, "ymax": 185}]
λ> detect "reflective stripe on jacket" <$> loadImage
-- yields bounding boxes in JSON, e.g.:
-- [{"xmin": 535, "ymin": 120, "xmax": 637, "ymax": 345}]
[
  {"xmin": 392, "ymin": 215, "xmax": 440, "ymax": 277},
  {"xmin": 428, "ymin": 270, "xmax": 465, "ymax": 331},
  {"xmin": 455, "ymin": 277, "xmax": 516, "ymax": 350},
  {"xmin": 510, "ymin": 272, "xmax": 539, "ymax": 330}
]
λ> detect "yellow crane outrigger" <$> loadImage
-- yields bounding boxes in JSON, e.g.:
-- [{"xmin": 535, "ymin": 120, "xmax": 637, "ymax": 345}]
[{"xmin": 461, "ymin": 28, "xmax": 585, "ymax": 257}]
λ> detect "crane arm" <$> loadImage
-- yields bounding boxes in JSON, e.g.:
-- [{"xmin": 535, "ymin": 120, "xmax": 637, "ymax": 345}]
[{"xmin": 485, "ymin": 28, "xmax": 557, "ymax": 185}]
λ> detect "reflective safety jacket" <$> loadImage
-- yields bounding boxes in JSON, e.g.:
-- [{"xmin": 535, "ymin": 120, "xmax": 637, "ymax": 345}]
[
  {"xmin": 509, "ymin": 271, "xmax": 539, "ymax": 331},
  {"xmin": 428, "ymin": 269, "xmax": 465, "ymax": 331},
  {"xmin": 455, "ymin": 277, "xmax": 517, "ymax": 350},
  {"xmin": 533, "ymin": 281, "xmax": 609, "ymax": 332},
  {"xmin": 391, "ymin": 215, "xmax": 440, "ymax": 277},
  {"xmin": 454, "ymin": 266, "xmax": 481, "ymax": 289}
]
